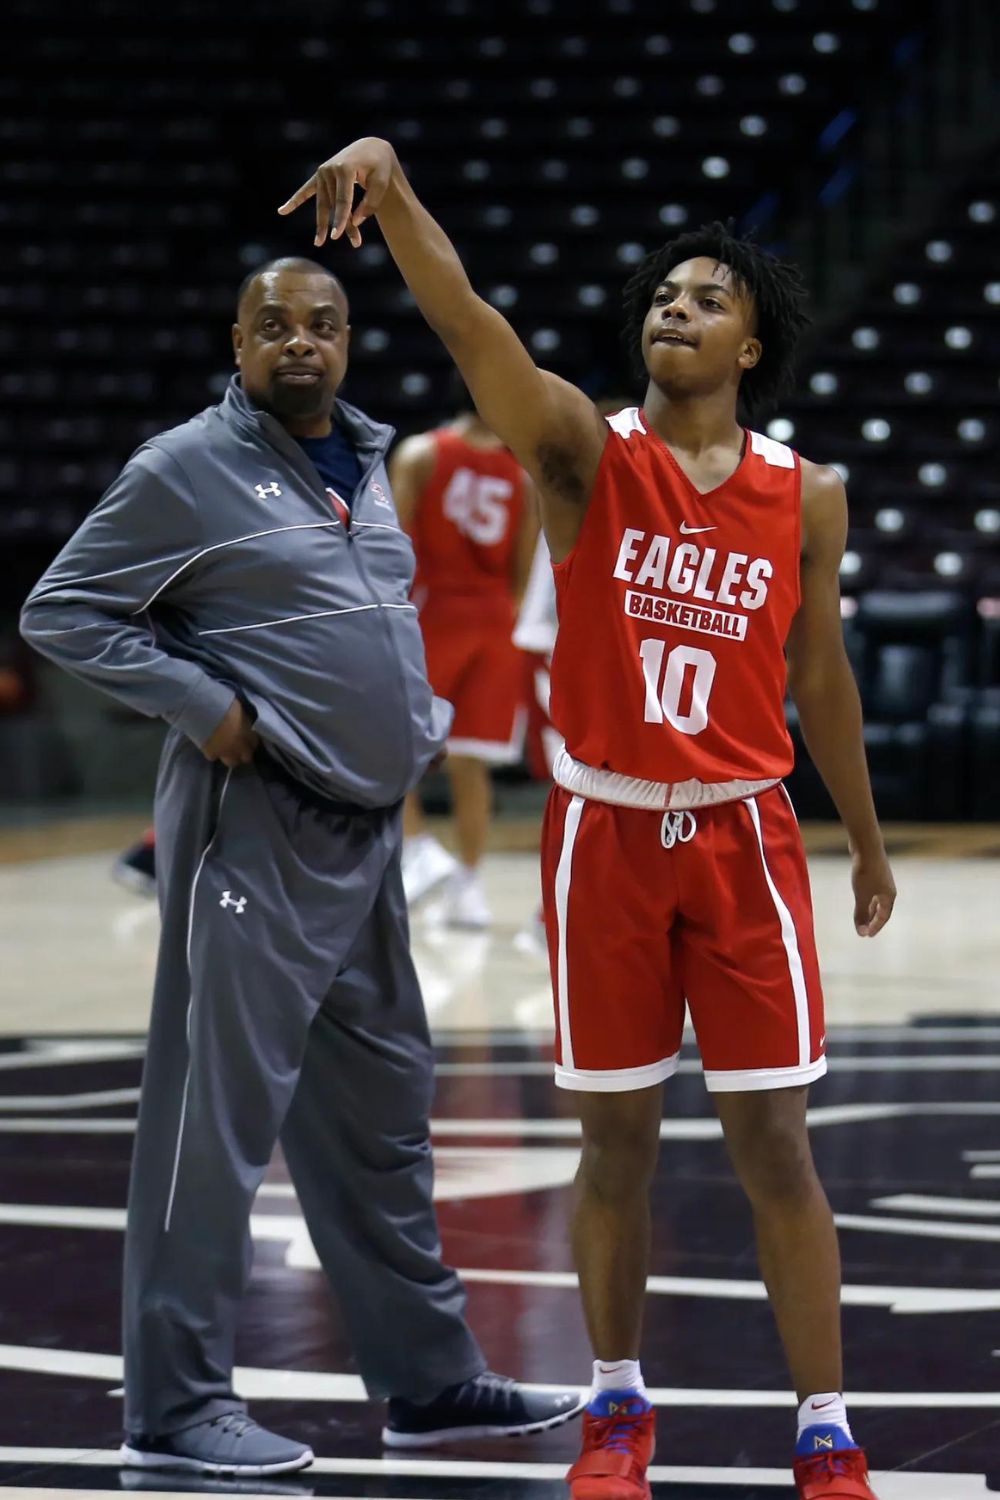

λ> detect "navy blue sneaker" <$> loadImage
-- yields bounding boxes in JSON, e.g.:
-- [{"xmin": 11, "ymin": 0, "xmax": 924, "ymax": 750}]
[{"xmin": 382, "ymin": 1370, "xmax": 585, "ymax": 1447}]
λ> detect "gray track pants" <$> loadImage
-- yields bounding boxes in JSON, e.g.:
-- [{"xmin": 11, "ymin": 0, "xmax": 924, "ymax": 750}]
[{"xmin": 122, "ymin": 730, "xmax": 484, "ymax": 1437}]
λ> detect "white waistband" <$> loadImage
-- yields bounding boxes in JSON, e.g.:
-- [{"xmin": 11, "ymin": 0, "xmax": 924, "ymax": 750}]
[{"xmin": 552, "ymin": 746, "xmax": 780, "ymax": 812}]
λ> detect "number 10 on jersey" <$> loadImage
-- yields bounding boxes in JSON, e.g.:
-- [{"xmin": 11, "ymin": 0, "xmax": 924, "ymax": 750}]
[{"xmin": 638, "ymin": 640, "xmax": 717, "ymax": 735}]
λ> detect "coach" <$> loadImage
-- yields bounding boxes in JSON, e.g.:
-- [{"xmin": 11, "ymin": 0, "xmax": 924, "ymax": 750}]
[{"xmin": 20, "ymin": 257, "xmax": 579, "ymax": 1475}]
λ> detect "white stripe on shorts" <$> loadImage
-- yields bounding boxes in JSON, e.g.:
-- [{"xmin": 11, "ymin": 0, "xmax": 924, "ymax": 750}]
[
  {"xmin": 553, "ymin": 794, "xmax": 585, "ymax": 1071},
  {"xmin": 743, "ymin": 795, "xmax": 811, "ymax": 1069}
]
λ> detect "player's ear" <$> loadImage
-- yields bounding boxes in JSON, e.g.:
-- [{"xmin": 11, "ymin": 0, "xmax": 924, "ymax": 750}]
[
  {"xmin": 232, "ymin": 323, "xmax": 243, "ymax": 367},
  {"xmin": 738, "ymin": 337, "xmax": 762, "ymax": 372}
]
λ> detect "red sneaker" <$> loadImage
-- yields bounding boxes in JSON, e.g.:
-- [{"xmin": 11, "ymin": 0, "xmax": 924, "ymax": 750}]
[
  {"xmin": 567, "ymin": 1393, "xmax": 655, "ymax": 1500},
  {"xmin": 794, "ymin": 1446, "xmax": 880, "ymax": 1498}
]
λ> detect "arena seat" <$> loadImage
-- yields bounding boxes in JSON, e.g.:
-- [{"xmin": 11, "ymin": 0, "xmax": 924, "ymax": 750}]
[
  {"xmin": 1, "ymin": 0, "xmax": 921, "ymax": 530},
  {"xmin": 788, "ymin": 591, "xmax": 977, "ymax": 818}
]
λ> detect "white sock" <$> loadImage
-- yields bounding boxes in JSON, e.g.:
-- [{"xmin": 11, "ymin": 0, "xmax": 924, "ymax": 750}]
[
  {"xmin": 798, "ymin": 1392, "xmax": 853, "ymax": 1440},
  {"xmin": 591, "ymin": 1359, "xmax": 646, "ymax": 1397}
]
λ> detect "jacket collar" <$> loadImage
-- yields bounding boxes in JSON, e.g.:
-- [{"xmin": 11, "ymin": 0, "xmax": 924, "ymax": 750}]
[{"xmin": 220, "ymin": 375, "xmax": 395, "ymax": 460}]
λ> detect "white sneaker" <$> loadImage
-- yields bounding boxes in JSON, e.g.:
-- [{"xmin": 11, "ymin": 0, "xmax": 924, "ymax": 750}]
[
  {"xmin": 402, "ymin": 833, "xmax": 459, "ymax": 906},
  {"xmin": 440, "ymin": 868, "xmax": 492, "ymax": 929},
  {"xmin": 513, "ymin": 912, "xmax": 548, "ymax": 960}
]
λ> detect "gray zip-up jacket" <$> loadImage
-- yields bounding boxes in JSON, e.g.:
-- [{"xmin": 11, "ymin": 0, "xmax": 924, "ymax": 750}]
[{"xmin": 20, "ymin": 377, "xmax": 452, "ymax": 807}]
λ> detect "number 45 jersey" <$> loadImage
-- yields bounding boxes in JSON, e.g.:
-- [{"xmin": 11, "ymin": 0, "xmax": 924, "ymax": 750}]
[
  {"xmin": 549, "ymin": 406, "xmax": 801, "ymax": 804},
  {"xmin": 409, "ymin": 425, "xmax": 530, "ymax": 763},
  {"xmin": 409, "ymin": 427, "xmax": 528, "ymax": 619}
]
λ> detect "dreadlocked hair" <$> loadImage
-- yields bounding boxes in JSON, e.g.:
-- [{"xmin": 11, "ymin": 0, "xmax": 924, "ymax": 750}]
[{"xmin": 620, "ymin": 220, "xmax": 810, "ymax": 422}]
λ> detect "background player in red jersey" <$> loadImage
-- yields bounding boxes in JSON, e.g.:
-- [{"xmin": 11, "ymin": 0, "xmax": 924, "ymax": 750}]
[
  {"xmin": 280, "ymin": 140, "xmax": 897, "ymax": 1500},
  {"xmin": 390, "ymin": 380, "xmax": 538, "ymax": 928}
]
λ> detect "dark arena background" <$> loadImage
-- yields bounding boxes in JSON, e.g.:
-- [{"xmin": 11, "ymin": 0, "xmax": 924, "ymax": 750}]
[{"xmin": 2, "ymin": 2, "xmax": 1000, "ymax": 1498}]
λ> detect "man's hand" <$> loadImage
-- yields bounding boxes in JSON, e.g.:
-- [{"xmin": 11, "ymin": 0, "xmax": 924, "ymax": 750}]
[
  {"xmin": 851, "ymin": 847, "xmax": 896, "ymax": 936},
  {"xmin": 202, "ymin": 699, "xmax": 259, "ymax": 768},
  {"xmin": 278, "ymin": 137, "xmax": 398, "ymax": 249}
]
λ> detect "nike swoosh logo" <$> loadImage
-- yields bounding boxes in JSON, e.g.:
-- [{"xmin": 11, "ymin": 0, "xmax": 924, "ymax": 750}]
[
  {"xmin": 679, "ymin": 522, "xmax": 716, "ymax": 534},
  {"xmin": 810, "ymin": 1397, "xmax": 839, "ymax": 1410}
]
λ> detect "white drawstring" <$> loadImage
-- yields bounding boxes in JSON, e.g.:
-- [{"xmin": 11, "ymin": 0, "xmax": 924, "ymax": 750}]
[{"xmin": 660, "ymin": 810, "xmax": 697, "ymax": 849}]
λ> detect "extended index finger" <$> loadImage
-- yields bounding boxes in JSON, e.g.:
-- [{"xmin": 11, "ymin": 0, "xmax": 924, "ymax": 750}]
[{"xmin": 277, "ymin": 174, "xmax": 319, "ymax": 216}]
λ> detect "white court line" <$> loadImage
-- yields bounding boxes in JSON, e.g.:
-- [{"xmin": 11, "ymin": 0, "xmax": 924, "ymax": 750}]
[
  {"xmin": 0, "ymin": 1088, "xmax": 140, "ymax": 1112},
  {"xmin": 872, "ymin": 1193, "xmax": 1000, "ymax": 1219},
  {"xmin": 0, "ymin": 1448, "xmax": 989, "ymax": 1496},
  {"xmin": 434, "ymin": 1056, "xmax": 1000, "ymax": 1075},
  {"xmin": 0, "ymin": 1208, "xmax": 316, "ymax": 1238},
  {"xmin": 789, "ymin": 1025, "xmax": 1000, "ymax": 1043},
  {"xmin": 0, "ymin": 1119, "xmax": 136, "ymax": 1134},
  {"xmin": 434, "ymin": 1024, "xmax": 1000, "ymax": 1045},
  {"xmin": 0, "ymin": 1044, "xmax": 144, "ymax": 1072},
  {"xmin": 1, "ymin": 1345, "xmax": 999, "ymax": 1413},
  {"xmin": 1, "ymin": 1042, "xmax": 998, "ymax": 1087},
  {"xmin": 836, "ymin": 1212, "xmax": 1000, "ymax": 1243},
  {"xmin": 458, "ymin": 1267, "xmax": 1000, "ymax": 1315},
  {"xmin": 7, "ymin": 1099, "xmax": 1000, "ymax": 1139},
  {"xmin": 18, "ymin": 1039, "xmax": 143, "ymax": 1058},
  {"xmin": 2, "ymin": 1490, "xmax": 428, "ymax": 1500},
  {"xmin": 0, "ymin": 1206, "xmax": 128, "ymax": 1231},
  {"xmin": 5, "ymin": 1205, "xmax": 999, "ymax": 1311}
]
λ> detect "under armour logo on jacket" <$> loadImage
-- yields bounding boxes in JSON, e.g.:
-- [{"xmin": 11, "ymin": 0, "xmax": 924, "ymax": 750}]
[
  {"xmin": 219, "ymin": 891, "xmax": 247, "ymax": 913},
  {"xmin": 254, "ymin": 482, "xmax": 282, "ymax": 500}
]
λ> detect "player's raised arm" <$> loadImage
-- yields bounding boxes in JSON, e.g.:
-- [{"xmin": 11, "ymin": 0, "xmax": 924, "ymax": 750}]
[
  {"xmin": 786, "ymin": 461, "xmax": 896, "ymax": 937},
  {"xmin": 279, "ymin": 137, "xmax": 608, "ymax": 559}
]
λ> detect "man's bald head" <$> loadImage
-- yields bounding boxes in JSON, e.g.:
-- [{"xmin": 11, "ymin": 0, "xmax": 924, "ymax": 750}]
[
  {"xmin": 235, "ymin": 257, "xmax": 348, "ymax": 321},
  {"xmin": 232, "ymin": 258, "xmax": 351, "ymax": 436}
]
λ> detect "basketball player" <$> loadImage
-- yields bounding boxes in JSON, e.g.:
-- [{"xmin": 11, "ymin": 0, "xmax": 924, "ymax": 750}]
[
  {"xmin": 392, "ymin": 380, "xmax": 538, "ymax": 926},
  {"xmin": 279, "ymin": 139, "xmax": 896, "ymax": 1500},
  {"xmin": 20, "ymin": 256, "xmax": 582, "ymax": 1476}
]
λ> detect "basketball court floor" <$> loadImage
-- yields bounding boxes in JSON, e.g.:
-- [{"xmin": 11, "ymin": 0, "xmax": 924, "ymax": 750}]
[{"xmin": 1, "ymin": 814, "xmax": 999, "ymax": 1499}]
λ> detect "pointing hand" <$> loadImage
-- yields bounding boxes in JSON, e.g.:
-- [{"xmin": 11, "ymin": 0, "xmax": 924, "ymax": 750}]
[{"xmin": 278, "ymin": 137, "xmax": 398, "ymax": 249}]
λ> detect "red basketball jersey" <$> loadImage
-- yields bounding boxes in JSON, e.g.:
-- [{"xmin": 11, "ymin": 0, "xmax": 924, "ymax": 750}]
[
  {"xmin": 550, "ymin": 406, "xmax": 801, "ymax": 786},
  {"xmin": 409, "ymin": 429, "xmax": 527, "ymax": 614}
]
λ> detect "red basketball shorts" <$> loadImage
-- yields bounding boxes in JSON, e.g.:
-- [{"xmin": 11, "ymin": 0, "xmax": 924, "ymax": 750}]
[
  {"xmin": 420, "ymin": 600, "xmax": 526, "ymax": 765},
  {"xmin": 540, "ymin": 783, "xmax": 826, "ymax": 1093}
]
